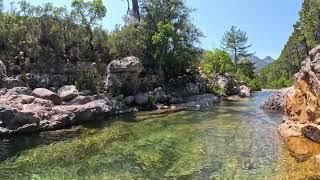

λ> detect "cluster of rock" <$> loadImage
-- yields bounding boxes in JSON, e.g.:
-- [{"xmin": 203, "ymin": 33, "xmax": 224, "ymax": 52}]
[
  {"xmin": 0, "ymin": 86, "xmax": 137, "ymax": 135},
  {"xmin": 206, "ymin": 73, "xmax": 252, "ymax": 97},
  {"xmin": 279, "ymin": 46, "xmax": 320, "ymax": 141},
  {"xmin": 260, "ymin": 87, "xmax": 293, "ymax": 112},
  {"xmin": 261, "ymin": 45, "xmax": 320, "ymax": 161},
  {"xmin": 0, "ymin": 55, "xmax": 252, "ymax": 135}
]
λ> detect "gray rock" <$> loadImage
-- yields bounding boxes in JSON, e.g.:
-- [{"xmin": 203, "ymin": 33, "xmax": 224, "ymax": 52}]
[
  {"xmin": 105, "ymin": 56, "xmax": 143, "ymax": 95},
  {"xmin": 31, "ymin": 88, "xmax": 62, "ymax": 105},
  {"xmin": 0, "ymin": 60, "xmax": 7, "ymax": 79},
  {"xmin": 125, "ymin": 96, "xmax": 135, "ymax": 105},
  {"xmin": 1, "ymin": 77, "xmax": 25, "ymax": 89},
  {"xmin": 0, "ymin": 91, "xmax": 126, "ymax": 135},
  {"xmin": 58, "ymin": 85, "xmax": 79, "ymax": 101},
  {"xmin": 261, "ymin": 87, "xmax": 293, "ymax": 112},
  {"xmin": 186, "ymin": 83, "xmax": 200, "ymax": 95},
  {"xmin": 183, "ymin": 94, "xmax": 220, "ymax": 110},
  {"xmin": 237, "ymin": 85, "xmax": 251, "ymax": 97},
  {"xmin": 5, "ymin": 87, "xmax": 31, "ymax": 96},
  {"xmin": 302, "ymin": 125, "xmax": 320, "ymax": 143},
  {"xmin": 153, "ymin": 87, "xmax": 168, "ymax": 103},
  {"xmin": 135, "ymin": 93, "xmax": 149, "ymax": 105}
]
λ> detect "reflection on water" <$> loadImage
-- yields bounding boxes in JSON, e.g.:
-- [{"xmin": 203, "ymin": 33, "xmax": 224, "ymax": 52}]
[{"xmin": 0, "ymin": 92, "xmax": 319, "ymax": 179}]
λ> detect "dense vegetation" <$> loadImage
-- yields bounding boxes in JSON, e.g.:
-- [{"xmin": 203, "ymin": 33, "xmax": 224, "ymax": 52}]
[
  {"xmin": 200, "ymin": 26, "xmax": 259, "ymax": 90},
  {"xmin": 258, "ymin": 0, "xmax": 320, "ymax": 88},
  {"xmin": 0, "ymin": 0, "xmax": 202, "ymax": 81}
]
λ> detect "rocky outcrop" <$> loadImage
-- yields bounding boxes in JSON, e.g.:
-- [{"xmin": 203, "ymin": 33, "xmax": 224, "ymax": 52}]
[
  {"xmin": 0, "ymin": 87, "xmax": 134, "ymax": 135},
  {"xmin": 206, "ymin": 73, "xmax": 252, "ymax": 97},
  {"xmin": 261, "ymin": 87, "xmax": 293, "ymax": 112},
  {"xmin": 105, "ymin": 56, "xmax": 143, "ymax": 95},
  {"xmin": 57, "ymin": 85, "xmax": 79, "ymax": 101},
  {"xmin": 31, "ymin": 88, "xmax": 62, "ymax": 105},
  {"xmin": 279, "ymin": 45, "xmax": 320, "ymax": 160}
]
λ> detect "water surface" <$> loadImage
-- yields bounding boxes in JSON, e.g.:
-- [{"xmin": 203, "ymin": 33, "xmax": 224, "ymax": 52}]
[{"xmin": 0, "ymin": 92, "xmax": 319, "ymax": 179}]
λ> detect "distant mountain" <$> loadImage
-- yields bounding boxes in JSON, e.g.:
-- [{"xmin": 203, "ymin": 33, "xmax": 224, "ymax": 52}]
[{"xmin": 245, "ymin": 55, "xmax": 275, "ymax": 70}]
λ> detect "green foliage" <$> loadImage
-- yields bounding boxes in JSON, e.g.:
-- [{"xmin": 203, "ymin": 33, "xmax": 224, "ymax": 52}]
[
  {"xmin": 200, "ymin": 49, "xmax": 235, "ymax": 75},
  {"xmin": 259, "ymin": 0, "xmax": 320, "ymax": 89},
  {"xmin": 75, "ymin": 70, "xmax": 103, "ymax": 93},
  {"xmin": 209, "ymin": 85, "xmax": 227, "ymax": 97},
  {"xmin": 141, "ymin": 0, "xmax": 203, "ymax": 78},
  {"xmin": 108, "ymin": 25, "xmax": 147, "ymax": 59},
  {"xmin": 221, "ymin": 26, "xmax": 254, "ymax": 68}
]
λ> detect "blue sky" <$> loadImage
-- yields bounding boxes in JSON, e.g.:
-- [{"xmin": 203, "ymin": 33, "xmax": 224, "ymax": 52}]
[{"xmin": 5, "ymin": 0, "xmax": 303, "ymax": 59}]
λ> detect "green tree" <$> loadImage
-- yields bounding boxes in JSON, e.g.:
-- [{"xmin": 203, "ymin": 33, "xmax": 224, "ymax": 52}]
[
  {"xmin": 221, "ymin": 26, "xmax": 254, "ymax": 70},
  {"xmin": 140, "ymin": 0, "xmax": 203, "ymax": 78},
  {"xmin": 152, "ymin": 21, "xmax": 174, "ymax": 80},
  {"xmin": 200, "ymin": 49, "xmax": 234, "ymax": 74},
  {"xmin": 71, "ymin": 0, "xmax": 106, "ymax": 50}
]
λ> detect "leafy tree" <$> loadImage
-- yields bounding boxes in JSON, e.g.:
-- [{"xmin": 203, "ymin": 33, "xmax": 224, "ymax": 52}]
[
  {"xmin": 221, "ymin": 26, "xmax": 254, "ymax": 70},
  {"xmin": 140, "ymin": 0, "xmax": 203, "ymax": 78},
  {"xmin": 152, "ymin": 21, "xmax": 174, "ymax": 79},
  {"xmin": 200, "ymin": 49, "xmax": 234, "ymax": 74},
  {"xmin": 71, "ymin": 0, "xmax": 106, "ymax": 50},
  {"xmin": 109, "ymin": 24, "xmax": 147, "ymax": 59}
]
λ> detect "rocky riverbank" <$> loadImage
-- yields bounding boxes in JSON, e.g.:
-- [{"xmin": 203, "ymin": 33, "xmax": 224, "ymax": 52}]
[
  {"xmin": 261, "ymin": 45, "xmax": 320, "ymax": 162},
  {"xmin": 0, "ymin": 56, "xmax": 251, "ymax": 136}
]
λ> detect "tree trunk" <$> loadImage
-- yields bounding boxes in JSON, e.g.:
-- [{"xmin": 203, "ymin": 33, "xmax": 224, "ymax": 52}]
[{"xmin": 131, "ymin": 0, "xmax": 140, "ymax": 22}]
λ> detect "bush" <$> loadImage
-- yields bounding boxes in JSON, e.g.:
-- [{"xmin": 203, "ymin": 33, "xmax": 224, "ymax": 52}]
[{"xmin": 75, "ymin": 70, "xmax": 103, "ymax": 93}]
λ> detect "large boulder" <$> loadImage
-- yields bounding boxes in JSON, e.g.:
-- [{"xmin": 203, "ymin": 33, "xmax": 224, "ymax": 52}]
[
  {"xmin": 106, "ymin": 56, "xmax": 143, "ymax": 95},
  {"xmin": 237, "ymin": 85, "xmax": 251, "ymax": 97},
  {"xmin": 58, "ymin": 85, "xmax": 79, "ymax": 101},
  {"xmin": 0, "ymin": 89, "xmax": 134, "ymax": 135},
  {"xmin": 279, "ymin": 45, "xmax": 320, "ymax": 159},
  {"xmin": 31, "ymin": 88, "xmax": 62, "ymax": 105},
  {"xmin": 261, "ymin": 87, "xmax": 293, "ymax": 112},
  {"xmin": 0, "ymin": 60, "xmax": 7, "ymax": 79},
  {"xmin": 206, "ymin": 73, "xmax": 251, "ymax": 97}
]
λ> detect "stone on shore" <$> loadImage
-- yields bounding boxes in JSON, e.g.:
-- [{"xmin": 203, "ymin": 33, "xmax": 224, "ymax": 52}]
[
  {"xmin": 57, "ymin": 85, "xmax": 79, "ymax": 101},
  {"xmin": 261, "ymin": 87, "xmax": 293, "ymax": 112},
  {"xmin": 31, "ymin": 88, "xmax": 62, "ymax": 105},
  {"xmin": 105, "ymin": 56, "xmax": 143, "ymax": 95}
]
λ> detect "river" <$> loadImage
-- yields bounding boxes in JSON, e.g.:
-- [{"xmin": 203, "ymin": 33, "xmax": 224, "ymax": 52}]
[{"xmin": 0, "ymin": 92, "xmax": 319, "ymax": 179}]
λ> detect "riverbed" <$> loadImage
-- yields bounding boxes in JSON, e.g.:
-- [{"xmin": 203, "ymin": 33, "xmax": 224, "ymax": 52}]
[{"xmin": 0, "ymin": 92, "xmax": 319, "ymax": 179}]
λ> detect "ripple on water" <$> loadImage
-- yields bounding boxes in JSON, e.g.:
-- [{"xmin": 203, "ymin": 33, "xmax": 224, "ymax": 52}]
[{"xmin": 0, "ymin": 92, "xmax": 318, "ymax": 179}]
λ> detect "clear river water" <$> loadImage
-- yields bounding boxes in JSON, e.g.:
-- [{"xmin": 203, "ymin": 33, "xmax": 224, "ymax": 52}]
[{"xmin": 0, "ymin": 92, "xmax": 319, "ymax": 179}]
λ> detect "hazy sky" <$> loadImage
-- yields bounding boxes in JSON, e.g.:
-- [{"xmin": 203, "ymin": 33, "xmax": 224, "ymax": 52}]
[{"xmin": 5, "ymin": 0, "xmax": 303, "ymax": 59}]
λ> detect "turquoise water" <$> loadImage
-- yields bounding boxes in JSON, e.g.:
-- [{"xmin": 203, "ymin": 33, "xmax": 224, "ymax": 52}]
[{"xmin": 0, "ymin": 92, "xmax": 319, "ymax": 179}]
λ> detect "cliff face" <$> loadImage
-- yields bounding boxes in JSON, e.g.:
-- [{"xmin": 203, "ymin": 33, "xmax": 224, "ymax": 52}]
[{"xmin": 279, "ymin": 45, "xmax": 320, "ymax": 160}]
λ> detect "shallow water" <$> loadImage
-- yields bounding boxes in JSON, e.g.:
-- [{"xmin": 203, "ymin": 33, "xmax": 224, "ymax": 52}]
[{"xmin": 0, "ymin": 92, "xmax": 319, "ymax": 179}]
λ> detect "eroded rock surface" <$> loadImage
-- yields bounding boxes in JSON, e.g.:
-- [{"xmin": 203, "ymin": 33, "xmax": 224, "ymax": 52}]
[
  {"xmin": 261, "ymin": 87, "xmax": 293, "ymax": 112},
  {"xmin": 105, "ymin": 56, "xmax": 143, "ymax": 95},
  {"xmin": 279, "ymin": 45, "xmax": 320, "ymax": 159},
  {"xmin": 0, "ymin": 87, "xmax": 132, "ymax": 135}
]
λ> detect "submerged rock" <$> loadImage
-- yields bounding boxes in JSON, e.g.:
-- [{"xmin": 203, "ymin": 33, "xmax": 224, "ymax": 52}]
[{"xmin": 180, "ymin": 94, "xmax": 220, "ymax": 110}]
